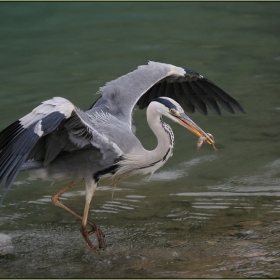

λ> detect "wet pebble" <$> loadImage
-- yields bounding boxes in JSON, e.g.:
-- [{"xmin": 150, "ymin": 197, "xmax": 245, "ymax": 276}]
[{"xmin": 0, "ymin": 234, "xmax": 14, "ymax": 255}]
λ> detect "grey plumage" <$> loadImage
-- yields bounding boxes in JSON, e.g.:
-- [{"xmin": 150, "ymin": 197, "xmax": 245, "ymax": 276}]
[{"xmin": 0, "ymin": 61, "xmax": 245, "ymax": 249}]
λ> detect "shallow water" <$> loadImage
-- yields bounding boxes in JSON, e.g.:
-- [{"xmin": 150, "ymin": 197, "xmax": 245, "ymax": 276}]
[{"xmin": 1, "ymin": 2, "xmax": 280, "ymax": 278}]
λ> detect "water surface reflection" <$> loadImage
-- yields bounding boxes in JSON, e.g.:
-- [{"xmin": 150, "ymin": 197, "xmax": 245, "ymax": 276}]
[{"xmin": 1, "ymin": 159, "xmax": 280, "ymax": 278}]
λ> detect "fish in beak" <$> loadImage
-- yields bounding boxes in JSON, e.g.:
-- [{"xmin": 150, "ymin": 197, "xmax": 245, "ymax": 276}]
[{"xmin": 175, "ymin": 112, "xmax": 218, "ymax": 151}]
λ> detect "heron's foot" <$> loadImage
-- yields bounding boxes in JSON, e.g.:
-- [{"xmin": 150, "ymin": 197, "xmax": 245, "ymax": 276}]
[{"xmin": 80, "ymin": 221, "xmax": 107, "ymax": 250}]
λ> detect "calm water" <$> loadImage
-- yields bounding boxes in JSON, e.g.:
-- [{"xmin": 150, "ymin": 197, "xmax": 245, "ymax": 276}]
[{"xmin": 1, "ymin": 2, "xmax": 280, "ymax": 278}]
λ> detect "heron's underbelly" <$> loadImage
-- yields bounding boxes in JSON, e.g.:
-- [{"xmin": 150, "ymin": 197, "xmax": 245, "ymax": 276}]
[
  {"xmin": 29, "ymin": 147, "xmax": 116, "ymax": 182},
  {"xmin": 135, "ymin": 159, "xmax": 167, "ymax": 176},
  {"xmin": 115, "ymin": 146, "xmax": 173, "ymax": 181}
]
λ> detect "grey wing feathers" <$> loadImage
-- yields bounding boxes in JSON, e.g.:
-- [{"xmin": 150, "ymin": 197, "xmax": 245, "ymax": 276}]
[
  {"xmin": 64, "ymin": 109, "xmax": 122, "ymax": 162},
  {"xmin": 97, "ymin": 61, "xmax": 245, "ymax": 119},
  {"xmin": 0, "ymin": 97, "xmax": 71, "ymax": 203},
  {"xmin": 98, "ymin": 61, "xmax": 181, "ymax": 126},
  {"xmin": 0, "ymin": 97, "xmax": 122, "ymax": 205}
]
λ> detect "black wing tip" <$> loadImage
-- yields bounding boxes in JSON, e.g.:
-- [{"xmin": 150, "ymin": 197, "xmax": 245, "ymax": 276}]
[
  {"xmin": 227, "ymin": 98, "xmax": 246, "ymax": 115},
  {"xmin": 235, "ymin": 104, "xmax": 246, "ymax": 114},
  {"xmin": 202, "ymin": 78, "xmax": 246, "ymax": 115},
  {"xmin": 222, "ymin": 100, "xmax": 246, "ymax": 115},
  {"xmin": 216, "ymin": 110, "xmax": 222, "ymax": 116}
]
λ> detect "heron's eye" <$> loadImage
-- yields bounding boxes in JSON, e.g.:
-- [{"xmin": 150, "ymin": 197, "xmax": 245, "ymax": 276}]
[
  {"xmin": 169, "ymin": 108, "xmax": 178, "ymax": 115},
  {"xmin": 169, "ymin": 108, "xmax": 176, "ymax": 115}
]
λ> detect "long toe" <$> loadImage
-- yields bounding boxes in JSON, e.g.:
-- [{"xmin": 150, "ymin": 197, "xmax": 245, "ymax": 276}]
[
  {"xmin": 95, "ymin": 225, "xmax": 107, "ymax": 249},
  {"xmin": 80, "ymin": 225, "xmax": 96, "ymax": 249},
  {"xmin": 80, "ymin": 222, "xmax": 107, "ymax": 250}
]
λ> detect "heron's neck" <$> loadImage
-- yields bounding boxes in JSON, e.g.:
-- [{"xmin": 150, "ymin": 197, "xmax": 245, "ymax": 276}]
[
  {"xmin": 146, "ymin": 105, "xmax": 174, "ymax": 163},
  {"xmin": 112, "ymin": 106, "xmax": 174, "ymax": 182}
]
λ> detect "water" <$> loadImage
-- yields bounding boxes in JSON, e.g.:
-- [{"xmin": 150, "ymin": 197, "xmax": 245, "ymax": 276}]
[{"xmin": 0, "ymin": 2, "xmax": 280, "ymax": 278}]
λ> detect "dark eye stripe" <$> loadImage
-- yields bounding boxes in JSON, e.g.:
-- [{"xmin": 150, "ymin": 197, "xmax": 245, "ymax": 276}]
[{"xmin": 152, "ymin": 97, "xmax": 178, "ymax": 110}]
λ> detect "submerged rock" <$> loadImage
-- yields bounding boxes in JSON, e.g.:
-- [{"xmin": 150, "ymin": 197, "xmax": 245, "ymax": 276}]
[{"xmin": 0, "ymin": 233, "xmax": 14, "ymax": 255}]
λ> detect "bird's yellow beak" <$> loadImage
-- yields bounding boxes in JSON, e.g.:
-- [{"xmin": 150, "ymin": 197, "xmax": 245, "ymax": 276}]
[{"xmin": 175, "ymin": 113, "xmax": 217, "ymax": 148}]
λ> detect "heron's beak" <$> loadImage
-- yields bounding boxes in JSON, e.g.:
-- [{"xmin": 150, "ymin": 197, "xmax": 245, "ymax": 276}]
[{"xmin": 175, "ymin": 113, "xmax": 215, "ymax": 146}]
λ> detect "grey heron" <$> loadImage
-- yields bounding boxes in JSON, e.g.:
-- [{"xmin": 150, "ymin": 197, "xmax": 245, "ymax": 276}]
[{"xmin": 0, "ymin": 61, "xmax": 245, "ymax": 249}]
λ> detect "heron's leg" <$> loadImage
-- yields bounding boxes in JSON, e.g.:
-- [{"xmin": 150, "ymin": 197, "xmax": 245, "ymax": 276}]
[
  {"xmin": 51, "ymin": 181, "xmax": 105, "ymax": 247},
  {"xmin": 79, "ymin": 178, "xmax": 107, "ymax": 250},
  {"xmin": 51, "ymin": 182, "xmax": 82, "ymax": 220}
]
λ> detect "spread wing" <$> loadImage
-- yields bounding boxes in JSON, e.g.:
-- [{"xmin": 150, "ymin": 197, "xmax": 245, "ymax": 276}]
[
  {"xmin": 0, "ymin": 61, "xmax": 245, "ymax": 204},
  {"xmin": 0, "ymin": 97, "xmax": 122, "ymax": 204},
  {"xmin": 95, "ymin": 61, "xmax": 245, "ymax": 128}
]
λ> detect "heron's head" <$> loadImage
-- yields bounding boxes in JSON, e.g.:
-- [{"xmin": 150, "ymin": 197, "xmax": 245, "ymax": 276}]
[{"xmin": 151, "ymin": 97, "xmax": 215, "ymax": 146}]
